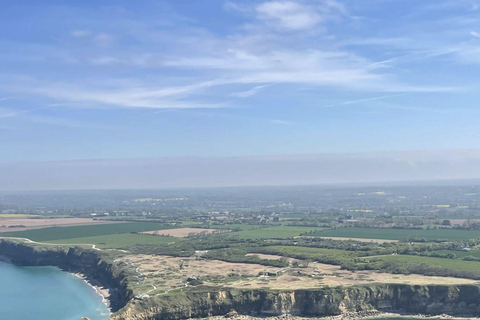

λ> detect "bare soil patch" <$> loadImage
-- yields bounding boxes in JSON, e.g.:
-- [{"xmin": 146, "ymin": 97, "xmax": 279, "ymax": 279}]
[
  {"xmin": 141, "ymin": 228, "xmax": 230, "ymax": 238},
  {"xmin": 246, "ymin": 253, "xmax": 290, "ymax": 260},
  {"xmin": 126, "ymin": 254, "xmax": 476, "ymax": 295},
  {"xmin": 126, "ymin": 254, "xmax": 280, "ymax": 294},
  {"xmin": 0, "ymin": 218, "xmax": 123, "ymax": 233}
]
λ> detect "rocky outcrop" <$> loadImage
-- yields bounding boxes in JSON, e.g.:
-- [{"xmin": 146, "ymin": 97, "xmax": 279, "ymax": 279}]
[
  {"xmin": 0, "ymin": 240, "xmax": 132, "ymax": 311},
  {"xmin": 111, "ymin": 285, "xmax": 480, "ymax": 320}
]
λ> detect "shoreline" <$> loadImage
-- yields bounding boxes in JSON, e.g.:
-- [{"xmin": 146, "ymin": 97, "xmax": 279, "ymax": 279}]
[{"xmin": 73, "ymin": 272, "xmax": 112, "ymax": 311}]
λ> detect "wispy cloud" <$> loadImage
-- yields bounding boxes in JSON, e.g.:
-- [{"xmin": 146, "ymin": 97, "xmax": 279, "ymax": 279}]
[
  {"xmin": 0, "ymin": 0, "xmax": 470, "ymax": 113},
  {"xmin": 326, "ymin": 93, "xmax": 412, "ymax": 107},
  {"xmin": 230, "ymin": 84, "xmax": 273, "ymax": 98},
  {"xmin": 226, "ymin": 0, "xmax": 347, "ymax": 32},
  {"xmin": 25, "ymin": 79, "xmax": 227, "ymax": 109},
  {"xmin": 28, "ymin": 115, "xmax": 124, "ymax": 129},
  {"xmin": 0, "ymin": 106, "xmax": 47, "ymax": 119},
  {"xmin": 270, "ymin": 119, "xmax": 295, "ymax": 125},
  {"xmin": 256, "ymin": 1, "xmax": 323, "ymax": 31},
  {"xmin": 471, "ymin": 31, "xmax": 480, "ymax": 38}
]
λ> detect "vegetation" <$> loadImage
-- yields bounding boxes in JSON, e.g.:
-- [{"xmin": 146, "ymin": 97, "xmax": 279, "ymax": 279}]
[
  {"xmin": 203, "ymin": 248, "xmax": 289, "ymax": 267},
  {"xmin": 359, "ymin": 254, "xmax": 480, "ymax": 279},
  {"xmin": 0, "ymin": 222, "xmax": 176, "ymax": 242},
  {"xmin": 252, "ymin": 245, "xmax": 363, "ymax": 265},
  {"xmin": 310, "ymin": 227, "xmax": 480, "ymax": 242},
  {"xmin": 46, "ymin": 233, "xmax": 181, "ymax": 248},
  {"xmin": 226, "ymin": 225, "xmax": 323, "ymax": 239}
]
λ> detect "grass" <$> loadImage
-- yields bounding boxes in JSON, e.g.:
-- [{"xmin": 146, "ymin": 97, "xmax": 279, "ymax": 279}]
[
  {"xmin": 208, "ymin": 224, "xmax": 271, "ymax": 231},
  {"xmin": 364, "ymin": 254, "xmax": 480, "ymax": 272},
  {"xmin": 0, "ymin": 214, "xmax": 39, "ymax": 218},
  {"xmin": 314, "ymin": 227, "xmax": 480, "ymax": 241},
  {"xmin": 46, "ymin": 233, "xmax": 181, "ymax": 248},
  {"xmin": 255, "ymin": 245, "xmax": 364, "ymax": 260},
  {"xmin": 227, "ymin": 226, "xmax": 322, "ymax": 239},
  {"xmin": 0, "ymin": 222, "xmax": 176, "ymax": 242},
  {"xmin": 433, "ymin": 249, "xmax": 480, "ymax": 259}
]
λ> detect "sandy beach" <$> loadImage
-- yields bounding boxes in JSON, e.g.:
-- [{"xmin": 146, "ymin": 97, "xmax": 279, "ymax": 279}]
[{"xmin": 73, "ymin": 273, "xmax": 111, "ymax": 309}]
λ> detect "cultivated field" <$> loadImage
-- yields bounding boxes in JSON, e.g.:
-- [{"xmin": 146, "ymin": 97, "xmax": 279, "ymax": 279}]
[
  {"xmin": 47, "ymin": 233, "xmax": 180, "ymax": 248},
  {"xmin": 0, "ymin": 222, "xmax": 178, "ymax": 245},
  {"xmin": 315, "ymin": 227, "xmax": 480, "ymax": 241},
  {"xmin": 0, "ymin": 217, "xmax": 122, "ymax": 233},
  {"xmin": 0, "ymin": 214, "xmax": 39, "ymax": 218},
  {"xmin": 226, "ymin": 226, "xmax": 323, "ymax": 239},
  {"xmin": 299, "ymin": 236, "xmax": 398, "ymax": 243},
  {"xmin": 142, "ymin": 228, "xmax": 230, "ymax": 238}
]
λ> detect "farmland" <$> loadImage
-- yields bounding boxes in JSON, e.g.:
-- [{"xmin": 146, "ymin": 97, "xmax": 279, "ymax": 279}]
[
  {"xmin": 226, "ymin": 226, "xmax": 323, "ymax": 239},
  {"xmin": 253, "ymin": 245, "xmax": 365, "ymax": 263},
  {"xmin": 363, "ymin": 254, "xmax": 480, "ymax": 273},
  {"xmin": 0, "ymin": 217, "xmax": 122, "ymax": 233},
  {"xmin": 0, "ymin": 222, "xmax": 176, "ymax": 242},
  {"xmin": 314, "ymin": 227, "xmax": 480, "ymax": 241},
  {"xmin": 46, "ymin": 233, "xmax": 181, "ymax": 248}
]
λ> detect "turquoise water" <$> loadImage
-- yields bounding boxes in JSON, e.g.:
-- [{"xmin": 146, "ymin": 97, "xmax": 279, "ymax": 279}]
[{"xmin": 0, "ymin": 262, "xmax": 110, "ymax": 320}]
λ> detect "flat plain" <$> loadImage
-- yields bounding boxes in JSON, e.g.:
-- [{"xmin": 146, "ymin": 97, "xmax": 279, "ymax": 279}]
[
  {"xmin": 0, "ymin": 217, "xmax": 124, "ymax": 233},
  {"xmin": 315, "ymin": 227, "xmax": 480, "ymax": 241}
]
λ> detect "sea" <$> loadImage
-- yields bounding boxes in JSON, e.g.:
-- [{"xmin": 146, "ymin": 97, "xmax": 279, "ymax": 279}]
[{"xmin": 0, "ymin": 261, "xmax": 110, "ymax": 320}]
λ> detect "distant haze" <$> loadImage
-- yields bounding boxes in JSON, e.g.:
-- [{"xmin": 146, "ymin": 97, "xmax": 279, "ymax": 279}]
[{"xmin": 2, "ymin": 149, "xmax": 480, "ymax": 191}]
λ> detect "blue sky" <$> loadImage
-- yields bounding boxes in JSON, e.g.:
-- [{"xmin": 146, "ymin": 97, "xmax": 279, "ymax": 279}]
[{"xmin": 2, "ymin": 0, "xmax": 480, "ymax": 163}]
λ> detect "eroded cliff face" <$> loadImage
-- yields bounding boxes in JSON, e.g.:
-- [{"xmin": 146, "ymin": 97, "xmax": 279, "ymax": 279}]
[
  {"xmin": 111, "ymin": 285, "xmax": 480, "ymax": 320},
  {"xmin": 0, "ymin": 240, "xmax": 132, "ymax": 312}
]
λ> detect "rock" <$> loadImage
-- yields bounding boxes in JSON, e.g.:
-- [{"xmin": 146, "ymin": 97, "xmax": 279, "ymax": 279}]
[{"xmin": 226, "ymin": 309, "xmax": 238, "ymax": 318}]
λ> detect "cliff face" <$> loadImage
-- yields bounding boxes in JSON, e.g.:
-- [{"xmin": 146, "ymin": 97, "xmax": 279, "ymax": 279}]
[
  {"xmin": 111, "ymin": 285, "xmax": 480, "ymax": 320},
  {"xmin": 0, "ymin": 240, "xmax": 132, "ymax": 312}
]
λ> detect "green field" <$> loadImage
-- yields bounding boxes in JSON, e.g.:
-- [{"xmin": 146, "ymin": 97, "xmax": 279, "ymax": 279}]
[
  {"xmin": 46, "ymin": 233, "xmax": 181, "ymax": 248},
  {"xmin": 255, "ymin": 245, "xmax": 363, "ymax": 261},
  {"xmin": 431, "ymin": 249, "xmax": 480, "ymax": 259},
  {"xmin": 0, "ymin": 222, "xmax": 176, "ymax": 242},
  {"xmin": 315, "ymin": 227, "xmax": 480, "ymax": 241},
  {"xmin": 207, "ymin": 224, "xmax": 262, "ymax": 231},
  {"xmin": 364, "ymin": 254, "xmax": 480, "ymax": 272},
  {"xmin": 227, "ymin": 226, "xmax": 322, "ymax": 239}
]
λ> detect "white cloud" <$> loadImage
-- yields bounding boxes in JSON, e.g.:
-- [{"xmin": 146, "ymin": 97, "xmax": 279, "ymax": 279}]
[
  {"xmin": 230, "ymin": 84, "xmax": 272, "ymax": 98},
  {"xmin": 71, "ymin": 30, "xmax": 91, "ymax": 37},
  {"xmin": 90, "ymin": 56, "xmax": 122, "ymax": 65},
  {"xmin": 94, "ymin": 33, "xmax": 115, "ymax": 47},
  {"xmin": 223, "ymin": 1, "xmax": 251, "ymax": 13},
  {"xmin": 256, "ymin": 1, "xmax": 322, "ymax": 30},
  {"xmin": 471, "ymin": 31, "xmax": 480, "ymax": 38},
  {"xmin": 70, "ymin": 30, "xmax": 114, "ymax": 47},
  {"xmin": 29, "ymin": 80, "xmax": 226, "ymax": 109},
  {"xmin": 270, "ymin": 119, "xmax": 295, "ymax": 125}
]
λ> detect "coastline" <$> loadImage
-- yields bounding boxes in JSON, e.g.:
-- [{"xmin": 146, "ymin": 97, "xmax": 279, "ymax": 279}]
[{"xmin": 73, "ymin": 272, "xmax": 112, "ymax": 310}]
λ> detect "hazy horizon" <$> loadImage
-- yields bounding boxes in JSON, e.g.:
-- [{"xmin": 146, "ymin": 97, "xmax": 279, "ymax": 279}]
[{"xmin": 2, "ymin": 149, "xmax": 480, "ymax": 191}]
